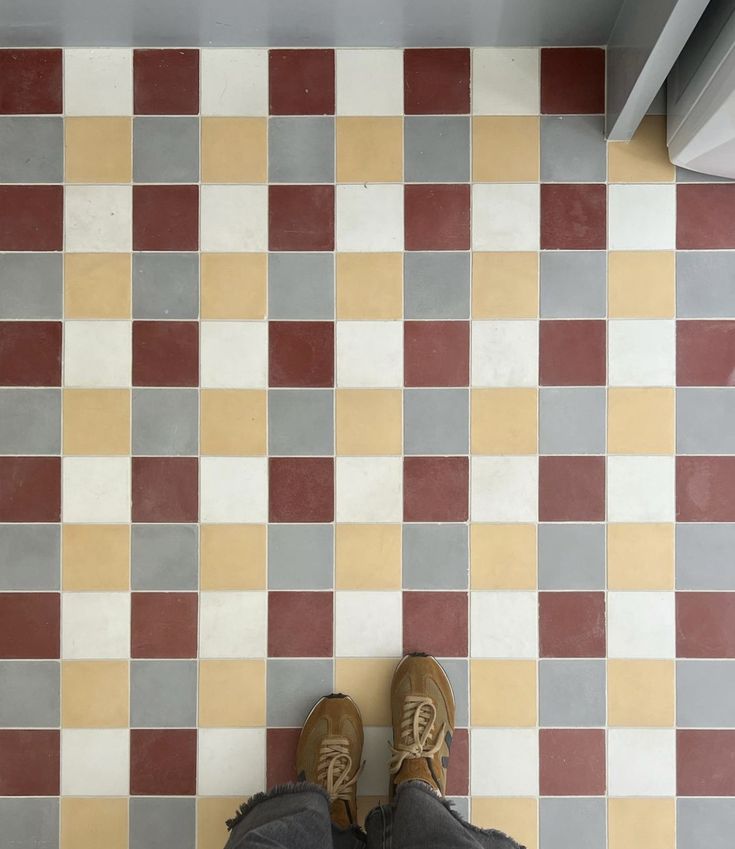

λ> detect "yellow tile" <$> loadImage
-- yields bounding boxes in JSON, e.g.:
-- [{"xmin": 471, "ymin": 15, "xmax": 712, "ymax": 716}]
[
  {"xmin": 336, "ymin": 389, "xmax": 402, "ymax": 455},
  {"xmin": 608, "ymin": 660, "xmax": 675, "ymax": 726},
  {"xmin": 472, "ymin": 798, "xmax": 538, "ymax": 849},
  {"xmin": 473, "ymin": 253, "xmax": 538, "ymax": 319},
  {"xmin": 199, "ymin": 660, "xmax": 265, "ymax": 726},
  {"xmin": 201, "ymin": 253, "xmax": 267, "ymax": 320},
  {"xmin": 336, "ymin": 117, "xmax": 403, "ymax": 183},
  {"xmin": 200, "ymin": 524, "xmax": 266, "ymax": 590},
  {"xmin": 471, "ymin": 660, "xmax": 537, "ymax": 726},
  {"xmin": 335, "ymin": 524, "xmax": 401, "ymax": 589},
  {"xmin": 62, "ymin": 798, "xmax": 128, "ymax": 849},
  {"xmin": 335, "ymin": 659, "xmax": 398, "ymax": 725},
  {"xmin": 62, "ymin": 661, "xmax": 129, "ymax": 727},
  {"xmin": 201, "ymin": 117, "xmax": 267, "ymax": 183},
  {"xmin": 608, "ymin": 251, "xmax": 675, "ymax": 318},
  {"xmin": 336, "ymin": 253, "xmax": 403, "ymax": 319},
  {"xmin": 472, "ymin": 388, "xmax": 537, "ymax": 454},
  {"xmin": 62, "ymin": 525, "xmax": 130, "ymax": 591},
  {"xmin": 64, "ymin": 253, "xmax": 131, "ymax": 319},
  {"xmin": 608, "ymin": 388, "xmax": 675, "ymax": 455},
  {"xmin": 608, "ymin": 798, "xmax": 675, "ymax": 849},
  {"xmin": 608, "ymin": 116, "xmax": 675, "ymax": 183},
  {"xmin": 197, "ymin": 798, "xmax": 241, "ymax": 849},
  {"xmin": 471, "ymin": 524, "xmax": 536, "ymax": 590},
  {"xmin": 608, "ymin": 524, "xmax": 674, "ymax": 590},
  {"xmin": 65, "ymin": 117, "xmax": 131, "ymax": 183},
  {"xmin": 63, "ymin": 389, "xmax": 130, "ymax": 455},
  {"xmin": 473, "ymin": 116, "xmax": 539, "ymax": 182},
  {"xmin": 201, "ymin": 389, "xmax": 266, "ymax": 455}
]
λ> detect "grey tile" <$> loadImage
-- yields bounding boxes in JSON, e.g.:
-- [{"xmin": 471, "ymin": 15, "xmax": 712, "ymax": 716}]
[
  {"xmin": 0, "ymin": 389, "xmax": 60, "ymax": 454},
  {"xmin": 677, "ymin": 252, "xmax": 735, "ymax": 317},
  {"xmin": 447, "ymin": 797, "xmax": 469, "ymax": 820},
  {"xmin": 538, "ymin": 524, "xmax": 605, "ymax": 590},
  {"xmin": 269, "ymin": 117, "xmax": 334, "ymax": 183},
  {"xmin": 403, "ymin": 524, "xmax": 468, "ymax": 590},
  {"xmin": 133, "ymin": 117, "xmax": 199, "ymax": 183},
  {"xmin": 540, "ymin": 116, "xmax": 606, "ymax": 182},
  {"xmin": 540, "ymin": 798, "xmax": 606, "ymax": 849},
  {"xmin": 676, "ymin": 166, "xmax": 733, "ymax": 182},
  {"xmin": 130, "ymin": 660, "xmax": 197, "ymax": 727},
  {"xmin": 647, "ymin": 85, "xmax": 666, "ymax": 115},
  {"xmin": 132, "ymin": 388, "xmax": 198, "ymax": 455},
  {"xmin": 404, "ymin": 388, "xmax": 469, "ymax": 455},
  {"xmin": 0, "ymin": 254, "xmax": 62, "ymax": 318},
  {"xmin": 130, "ymin": 797, "xmax": 195, "ymax": 849},
  {"xmin": 267, "ymin": 659, "xmax": 333, "ymax": 726},
  {"xmin": 0, "ymin": 525, "xmax": 60, "ymax": 590},
  {"xmin": 132, "ymin": 524, "xmax": 198, "ymax": 590},
  {"xmin": 0, "ymin": 661, "xmax": 59, "ymax": 727},
  {"xmin": 677, "ymin": 524, "xmax": 735, "ymax": 589},
  {"xmin": 439, "ymin": 658, "xmax": 468, "ymax": 726},
  {"xmin": 0, "ymin": 798, "xmax": 59, "ymax": 849},
  {"xmin": 404, "ymin": 253, "xmax": 471, "ymax": 319},
  {"xmin": 0, "ymin": 116, "xmax": 63, "ymax": 182},
  {"xmin": 133, "ymin": 253, "xmax": 199, "ymax": 319},
  {"xmin": 404, "ymin": 117, "xmax": 470, "ymax": 183},
  {"xmin": 268, "ymin": 524, "xmax": 333, "ymax": 590},
  {"xmin": 268, "ymin": 253, "xmax": 334, "ymax": 320},
  {"xmin": 539, "ymin": 387, "xmax": 606, "ymax": 454},
  {"xmin": 677, "ymin": 798, "xmax": 735, "ymax": 849},
  {"xmin": 677, "ymin": 660, "xmax": 735, "ymax": 727},
  {"xmin": 540, "ymin": 251, "xmax": 606, "ymax": 318},
  {"xmin": 268, "ymin": 389, "xmax": 334, "ymax": 456},
  {"xmin": 677, "ymin": 389, "xmax": 735, "ymax": 454},
  {"xmin": 539, "ymin": 660, "xmax": 606, "ymax": 727}
]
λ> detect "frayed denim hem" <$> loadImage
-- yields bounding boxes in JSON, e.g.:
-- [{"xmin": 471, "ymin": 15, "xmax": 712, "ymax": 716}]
[{"xmin": 225, "ymin": 781, "xmax": 331, "ymax": 831}]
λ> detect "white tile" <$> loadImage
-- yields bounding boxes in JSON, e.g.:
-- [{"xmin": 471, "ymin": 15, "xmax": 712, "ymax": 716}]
[
  {"xmin": 201, "ymin": 321, "xmax": 268, "ymax": 388},
  {"xmin": 64, "ymin": 321, "xmax": 131, "ymax": 387},
  {"xmin": 472, "ymin": 184, "xmax": 539, "ymax": 251},
  {"xmin": 609, "ymin": 320, "xmax": 675, "ymax": 386},
  {"xmin": 64, "ymin": 49, "xmax": 133, "ymax": 115},
  {"xmin": 336, "ymin": 185, "xmax": 403, "ymax": 252},
  {"xmin": 201, "ymin": 49, "xmax": 268, "ymax": 115},
  {"xmin": 608, "ymin": 456, "xmax": 675, "ymax": 522},
  {"xmin": 62, "ymin": 592, "xmax": 130, "ymax": 659},
  {"xmin": 62, "ymin": 458, "xmax": 130, "ymax": 524},
  {"xmin": 199, "ymin": 591, "xmax": 267, "ymax": 658},
  {"xmin": 358, "ymin": 726, "xmax": 393, "ymax": 795},
  {"xmin": 200, "ymin": 457, "xmax": 267, "ymax": 523},
  {"xmin": 609, "ymin": 185, "xmax": 676, "ymax": 251},
  {"xmin": 471, "ymin": 456, "xmax": 538, "ymax": 522},
  {"xmin": 65, "ymin": 186, "xmax": 132, "ymax": 252},
  {"xmin": 61, "ymin": 729, "xmax": 130, "ymax": 795},
  {"xmin": 472, "ymin": 48, "xmax": 539, "ymax": 115},
  {"xmin": 608, "ymin": 592, "xmax": 675, "ymax": 659},
  {"xmin": 472, "ymin": 320, "xmax": 538, "ymax": 387},
  {"xmin": 201, "ymin": 185, "xmax": 268, "ymax": 252},
  {"xmin": 471, "ymin": 591, "xmax": 537, "ymax": 658},
  {"xmin": 335, "ymin": 457, "xmax": 403, "ymax": 522},
  {"xmin": 198, "ymin": 728, "xmax": 266, "ymax": 795},
  {"xmin": 336, "ymin": 321, "xmax": 403, "ymax": 387},
  {"xmin": 335, "ymin": 591, "xmax": 402, "ymax": 657},
  {"xmin": 608, "ymin": 729, "xmax": 676, "ymax": 796},
  {"xmin": 471, "ymin": 728, "xmax": 538, "ymax": 795},
  {"xmin": 336, "ymin": 50, "xmax": 403, "ymax": 115}
]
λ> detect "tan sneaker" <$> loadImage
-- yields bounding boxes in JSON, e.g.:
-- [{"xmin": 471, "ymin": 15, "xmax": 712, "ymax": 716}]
[
  {"xmin": 296, "ymin": 693, "xmax": 364, "ymax": 829},
  {"xmin": 389, "ymin": 653, "xmax": 455, "ymax": 797}
]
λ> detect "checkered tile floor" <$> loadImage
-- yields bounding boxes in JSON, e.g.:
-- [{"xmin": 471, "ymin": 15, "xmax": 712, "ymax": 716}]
[{"xmin": 1, "ymin": 45, "xmax": 735, "ymax": 849}]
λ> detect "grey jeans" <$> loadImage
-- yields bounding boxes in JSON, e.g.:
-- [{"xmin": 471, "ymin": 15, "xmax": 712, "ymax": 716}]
[{"xmin": 224, "ymin": 780, "xmax": 525, "ymax": 849}]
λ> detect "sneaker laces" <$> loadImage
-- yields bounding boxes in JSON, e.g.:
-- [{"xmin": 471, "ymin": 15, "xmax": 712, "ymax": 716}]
[
  {"xmin": 389, "ymin": 695, "xmax": 447, "ymax": 776},
  {"xmin": 316, "ymin": 736, "xmax": 362, "ymax": 803}
]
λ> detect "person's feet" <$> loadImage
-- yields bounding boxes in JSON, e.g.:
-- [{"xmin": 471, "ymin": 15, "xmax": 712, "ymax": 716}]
[{"xmin": 296, "ymin": 693, "xmax": 364, "ymax": 829}]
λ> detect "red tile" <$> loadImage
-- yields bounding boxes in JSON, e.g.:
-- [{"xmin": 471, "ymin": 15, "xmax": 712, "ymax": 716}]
[
  {"xmin": 0, "ymin": 730, "xmax": 59, "ymax": 795},
  {"xmin": 268, "ymin": 591, "xmax": 333, "ymax": 657},
  {"xmin": 539, "ymin": 591, "xmax": 606, "ymax": 658},
  {"xmin": 541, "ymin": 184, "xmax": 606, "ymax": 250},
  {"xmin": 269, "ymin": 457, "xmax": 334, "ymax": 523},
  {"xmin": 268, "ymin": 728, "xmax": 300, "ymax": 786},
  {"xmin": 132, "ymin": 457, "xmax": 199, "ymax": 523},
  {"xmin": 404, "ymin": 321, "xmax": 469, "ymax": 387},
  {"xmin": 677, "ymin": 456, "xmax": 735, "ymax": 522},
  {"xmin": 540, "ymin": 729, "xmax": 605, "ymax": 795},
  {"xmin": 540, "ymin": 48, "xmax": 605, "ymax": 114},
  {"xmin": 130, "ymin": 729, "xmax": 197, "ymax": 795},
  {"xmin": 445, "ymin": 728, "xmax": 469, "ymax": 796},
  {"xmin": 269, "ymin": 49, "xmax": 334, "ymax": 115},
  {"xmin": 404, "ymin": 49, "xmax": 470, "ymax": 115},
  {"xmin": 403, "ymin": 591, "xmax": 468, "ymax": 657},
  {"xmin": 676, "ymin": 592, "xmax": 735, "ymax": 658},
  {"xmin": 0, "ymin": 50, "xmax": 62, "ymax": 114},
  {"xmin": 0, "ymin": 321, "xmax": 61, "ymax": 386},
  {"xmin": 405, "ymin": 184, "xmax": 470, "ymax": 251},
  {"xmin": 539, "ymin": 320, "xmax": 606, "ymax": 386},
  {"xmin": 403, "ymin": 457, "xmax": 469, "ymax": 522},
  {"xmin": 539, "ymin": 456, "xmax": 605, "ymax": 522},
  {"xmin": 134, "ymin": 49, "xmax": 199, "ymax": 115},
  {"xmin": 677, "ymin": 320, "xmax": 735, "ymax": 386},
  {"xmin": 0, "ymin": 593, "xmax": 59, "ymax": 659},
  {"xmin": 678, "ymin": 730, "xmax": 735, "ymax": 795},
  {"xmin": 133, "ymin": 321, "xmax": 199, "ymax": 387},
  {"xmin": 0, "ymin": 186, "xmax": 63, "ymax": 250},
  {"xmin": 677, "ymin": 185, "xmax": 735, "ymax": 249},
  {"xmin": 0, "ymin": 458, "xmax": 61, "ymax": 523},
  {"xmin": 269, "ymin": 185, "xmax": 334, "ymax": 251},
  {"xmin": 269, "ymin": 321, "xmax": 334, "ymax": 388},
  {"xmin": 131, "ymin": 592, "xmax": 198, "ymax": 658},
  {"xmin": 133, "ymin": 185, "xmax": 199, "ymax": 251}
]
